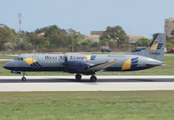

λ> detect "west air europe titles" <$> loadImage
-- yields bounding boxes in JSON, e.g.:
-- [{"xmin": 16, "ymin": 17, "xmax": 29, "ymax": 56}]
[{"xmin": 45, "ymin": 56, "xmax": 85, "ymax": 60}]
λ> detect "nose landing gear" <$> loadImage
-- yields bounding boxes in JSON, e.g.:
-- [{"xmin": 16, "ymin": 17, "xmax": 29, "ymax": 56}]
[{"xmin": 22, "ymin": 72, "xmax": 26, "ymax": 81}]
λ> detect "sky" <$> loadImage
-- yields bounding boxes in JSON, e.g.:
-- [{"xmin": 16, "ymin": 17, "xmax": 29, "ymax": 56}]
[{"xmin": 1, "ymin": 0, "xmax": 174, "ymax": 38}]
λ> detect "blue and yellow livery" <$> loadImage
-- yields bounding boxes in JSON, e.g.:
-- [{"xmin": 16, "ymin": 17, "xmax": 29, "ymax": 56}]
[
  {"xmin": 121, "ymin": 57, "xmax": 139, "ymax": 70},
  {"xmin": 3, "ymin": 33, "xmax": 166, "ymax": 82},
  {"xmin": 84, "ymin": 55, "xmax": 96, "ymax": 61},
  {"xmin": 24, "ymin": 58, "xmax": 42, "ymax": 69}
]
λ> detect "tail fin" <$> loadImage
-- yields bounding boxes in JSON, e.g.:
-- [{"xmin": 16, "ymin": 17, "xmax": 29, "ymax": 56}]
[{"xmin": 144, "ymin": 33, "xmax": 166, "ymax": 61}]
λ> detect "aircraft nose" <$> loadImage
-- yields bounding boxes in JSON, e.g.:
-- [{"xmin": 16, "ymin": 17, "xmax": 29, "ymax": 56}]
[{"xmin": 3, "ymin": 62, "xmax": 11, "ymax": 70}]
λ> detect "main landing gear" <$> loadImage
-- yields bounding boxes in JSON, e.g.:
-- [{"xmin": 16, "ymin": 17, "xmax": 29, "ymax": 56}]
[
  {"xmin": 75, "ymin": 74, "xmax": 82, "ymax": 80},
  {"xmin": 75, "ymin": 74, "xmax": 97, "ymax": 82},
  {"xmin": 22, "ymin": 72, "xmax": 26, "ymax": 81},
  {"xmin": 90, "ymin": 75, "xmax": 97, "ymax": 82}
]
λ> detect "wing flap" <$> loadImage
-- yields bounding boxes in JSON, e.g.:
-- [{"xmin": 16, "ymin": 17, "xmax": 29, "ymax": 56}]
[{"xmin": 84, "ymin": 60, "xmax": 118, "ymax": 71}]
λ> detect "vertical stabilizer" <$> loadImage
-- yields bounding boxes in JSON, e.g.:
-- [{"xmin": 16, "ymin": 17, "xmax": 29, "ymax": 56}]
[{"xmin": 144, "ymin": 33, "xmax": 166, "ymax": 61}]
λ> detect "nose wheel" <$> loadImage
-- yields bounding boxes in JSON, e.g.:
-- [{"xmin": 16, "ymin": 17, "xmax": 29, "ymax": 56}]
[
  {"xmin": 22, "ymin": 77, "xmax": 26, "ymax": 81},
  {"xmin": 22, "ymin": 72, "xmax": 26, "ymax": 81},
  {"xmin": 90, "ymin": 75, "xmax": 97, "ymax": 82},
  {"xmin": 75, "ymin": 74, "xmax": 82, "ymax": 80}
]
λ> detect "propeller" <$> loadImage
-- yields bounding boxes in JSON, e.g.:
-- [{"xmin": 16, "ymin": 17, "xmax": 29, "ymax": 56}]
[
  {"xmin": 65, "ymin": 55, "xmax": 68, "ymax": 62},
  {"xmin": 62, "ymin": 55, "xmax": 69, "ymax": 72}
]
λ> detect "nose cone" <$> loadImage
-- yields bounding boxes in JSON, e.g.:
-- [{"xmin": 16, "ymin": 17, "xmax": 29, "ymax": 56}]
[{"xmin": 3, "ymin": 62, "xmax": 12, "ymax": 70}]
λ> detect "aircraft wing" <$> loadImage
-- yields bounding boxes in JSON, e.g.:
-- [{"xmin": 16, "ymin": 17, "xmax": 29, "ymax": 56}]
[{"xmin": 84, "ymin": 60, "xmax": 118, "ymax": 71}]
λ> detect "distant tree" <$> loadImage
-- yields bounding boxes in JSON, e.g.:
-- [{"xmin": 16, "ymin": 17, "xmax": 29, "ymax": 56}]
[
  {"xmin": 166, "ymin": 36, "xmax": 174, "ymax": 43},
  {"xmin": 67, "ymin": 28, "xmax": 84, "ymax": 51},
  {"xmin": 80, "ymin": 40, "xmax": 91, "ymax": 46},
  {"xmin": 89, "ymin": 42, "xmax": 98, "ymax": 47},
  {"xmin": 165, "ymin": 42, "xmax": 174, "ymax": 51},
  {"xmin": 171, "ymin": 29, "xmax": 174, "ymax": 37},
  {"xmin": 32, "ymin": 25, "xmax": 84, "ymax": 52},
  {"xmin": 100, "ymin": 38, "xmax": 111, "ymax": 46},
  {"xmin": 0, "ymin": 24, "xmax": 13, "ymax": 50},
  {"xmin": 10, "ymin": 29, "xmax": 22, "ymax": 51},
  {"xmin": 100, "ymin": 38, "xmax": 111, "ymax": 43},
  {"xmin": 67, "ymin": 28, "xmax": 84, "ymax": 41},
  {"xmin": 18, "ymin": 42, "xmax": 26, "ymax": 51},
  {"xmin": 136, "ymin": 38, "xmax": 150, "ymax": 47},
  {"xmin": 34, "ymin": 25, "xmax": 62, "ymax": 37},
  {"xmin": 100, "ymin": 25, "xmax": 128, "ymax": 47},
  {"xmin": 28, "ymin": 32, "xmax": 47, "ymax": 51},
  {"xmin": 47, "ymin": 30, "xmax": 61, "ymax": 48},
  {"xmin": 34, "ymin": 25, "xmax": 69, "ymax": 49}
]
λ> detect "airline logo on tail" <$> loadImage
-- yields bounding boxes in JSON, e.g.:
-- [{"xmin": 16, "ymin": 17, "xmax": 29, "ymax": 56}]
[
  {"xmin": 157, "ymin": 43, "xmax": 164, "ymax": 49},
  {"xmin": 150, "ymin": 43, "xmax": 164, "ymax": 50}
]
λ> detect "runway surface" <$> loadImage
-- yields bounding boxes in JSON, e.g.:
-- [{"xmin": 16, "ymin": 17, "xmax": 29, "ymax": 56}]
[
  {"xmin": 0, "ymin": 59, "xmax": 13, "ymax": 61},
  {"xmin": 0, "ymin": 76, "xmax": 174, "ymax": 91}
]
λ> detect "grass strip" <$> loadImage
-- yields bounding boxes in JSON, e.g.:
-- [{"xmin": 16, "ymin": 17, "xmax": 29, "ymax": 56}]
[{"xmin": 0, "ymin": 91, "xmax": 174, "ymax": 119}]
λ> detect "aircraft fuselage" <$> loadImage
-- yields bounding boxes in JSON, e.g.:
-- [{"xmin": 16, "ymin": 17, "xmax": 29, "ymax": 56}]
[{"xmin": 4, "ymin": 54, "xmax": 163, "ymax": 75}]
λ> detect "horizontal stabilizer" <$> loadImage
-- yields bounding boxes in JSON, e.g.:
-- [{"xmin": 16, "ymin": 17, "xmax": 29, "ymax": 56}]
[{"xmin": 84, "ymin": 60, "xmax": 118, "ymax": 71}]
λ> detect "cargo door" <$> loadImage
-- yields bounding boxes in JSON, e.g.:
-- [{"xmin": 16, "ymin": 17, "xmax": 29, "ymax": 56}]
[{"xmin": 31, "ymin": 55, "xmax": 41, "ymax": 68}]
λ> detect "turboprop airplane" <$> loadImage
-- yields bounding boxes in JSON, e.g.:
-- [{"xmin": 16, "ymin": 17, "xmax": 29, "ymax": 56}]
[{"xmin": 3, "ymin": 33, "xmax": 166, "ymax": 82}]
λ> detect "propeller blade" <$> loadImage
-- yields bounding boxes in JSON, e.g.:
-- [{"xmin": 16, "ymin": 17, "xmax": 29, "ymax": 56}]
[
  {"xmin": 64, "ymin": 55, "xmax": 69, "ymax": 72},
  {"xmin": 65, "ymin": 56, "xmax": 68, "ymax": 62}
]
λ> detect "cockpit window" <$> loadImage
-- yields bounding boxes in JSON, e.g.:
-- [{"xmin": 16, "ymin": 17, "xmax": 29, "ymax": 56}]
[
  {"xmin": 14, "ymin": 57, "xmax": 18, "ymax": 60},
  {"xmin": 14, "ymin": 57, "xmax": 23, "ymax": 61}
]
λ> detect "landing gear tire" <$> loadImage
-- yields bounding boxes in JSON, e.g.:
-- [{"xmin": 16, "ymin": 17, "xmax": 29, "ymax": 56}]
[
  {"xmin": 90, "ymin": 75, "xmax": 97, "ymax": 82},
  {"xmin": 22, "ymin": 72, "xmax": 26, "ymax": 81},
  {"xmin": 75, "ymin": 74, "xmax": 82, "ymax": 80},
  {"xmin": 22, "ymin": 77, "xmax": 26, "ymax": 81}
]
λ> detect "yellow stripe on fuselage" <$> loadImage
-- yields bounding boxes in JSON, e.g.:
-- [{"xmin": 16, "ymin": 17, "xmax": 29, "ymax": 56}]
[
  {"xmin": 121, "ymin": 59, "xmax": 131, "ymax": 70},
  {"xmin": 24, "ymin": 58, "xmax": 37, "ymax": 65},
  {"xmin": 150, "ymin": 44, "xmax": 158, "ymax": 50},
  {"xmin": 84, "ymin": 55, "xmax": 91, "ymax": 61}
]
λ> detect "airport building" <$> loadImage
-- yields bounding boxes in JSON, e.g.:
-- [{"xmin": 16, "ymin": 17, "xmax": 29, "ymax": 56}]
[
  {"xmin": 84, "ymin": 35, "xmax": 100, "ymax": 42},
  {"xmin": 84, "ymin": 31, "xmax": 104, "ymax": 42},
  {"xmin": 84, "ymin": 31, "xmax": 144, "ymax": 44},
  {"xmin": 128, "ymin": 35, "xmax": 144, "ymax": 44},
  {"xmin": 164, "ymin": 17, "xmax": 174, "ymax": 37},
  {"xmin": 90, "ymin": 31, "xmax": 104, "ymax": 35}
]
